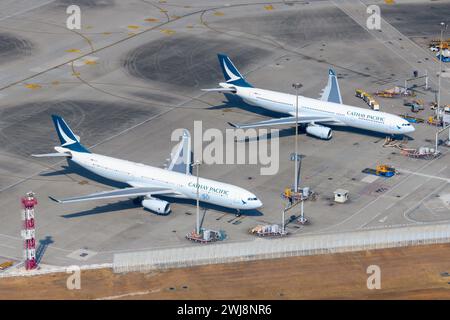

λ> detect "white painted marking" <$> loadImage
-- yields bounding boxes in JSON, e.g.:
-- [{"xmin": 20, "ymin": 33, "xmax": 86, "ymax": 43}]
[
  {"xmin": 0, "ymin": 0, "xmax": 56, "ymax": 22},
  {"xmin": 397, "ymin": 168, "xmax": 450, "ymax": 183},
  {"xmin": 362, "ymin": 175, "xmax": 379, "ymax": 183}
]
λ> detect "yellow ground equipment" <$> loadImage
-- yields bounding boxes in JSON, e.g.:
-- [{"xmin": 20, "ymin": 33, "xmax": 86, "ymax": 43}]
[
  {"xmin": 355, "ymin": 89, "xmax": 365, "ymax": 98},
  {"xmin": 356, "ymin": 89, "xmax": 380, "ymax": 110},
  {"xmin": 362, "ymin": 165, "xmax": 396, "ymax": 177},
  {"xmin": 0, "ymin": 261, "xmax": 13, "ymax": 271},
  {"xmin": 375, "ymin": 90, "xmax": 395, "ymax": 98},
  {"xmin": 428, "ymin": 116, "xmax": 443, "ymax": 126}
]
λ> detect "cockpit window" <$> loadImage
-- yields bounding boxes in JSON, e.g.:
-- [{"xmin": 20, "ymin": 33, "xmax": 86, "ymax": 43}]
[
  {"xmin": 248, "ymin": 197, "xmax": 258, "ymax": 201},
  {"xmin": 401, "ymin": 123, "xmax": 411, "ymax": 126}
]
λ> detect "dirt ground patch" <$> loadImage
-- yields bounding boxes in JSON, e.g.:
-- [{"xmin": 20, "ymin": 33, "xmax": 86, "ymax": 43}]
[{"xmin": 1, "ymin": 244, "xmax": 450, "ymax": 299}]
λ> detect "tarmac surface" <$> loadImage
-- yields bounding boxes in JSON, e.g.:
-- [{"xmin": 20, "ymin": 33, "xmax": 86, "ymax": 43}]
[{"xmin": 0, "ymin": 0, "xmax": 450, "ymax": 266}]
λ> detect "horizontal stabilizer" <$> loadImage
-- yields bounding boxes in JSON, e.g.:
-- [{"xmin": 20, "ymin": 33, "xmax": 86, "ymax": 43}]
[
  {"xmin": 50, "ymin": 186, "xmax": 174, "ymax": 204},
  {"xmin": 201, "ymin": 88, "xmax": 236, "ymax": 93},
  {"xmin": 229, "ymin": 115, "xmax": 335, "ymax": 129},
  {"xmin": 31, "ymin": 152, "xmax": 71, "ymax": 157}
]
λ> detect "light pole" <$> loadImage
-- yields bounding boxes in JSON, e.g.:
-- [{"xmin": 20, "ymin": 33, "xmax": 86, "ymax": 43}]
[
  {"xmin": 436, "ymin": 22, "xmax": 448, "ymax": 154},
  {"xmin": 192, "ymin": 160, "xmax": 201, "ymax": 234},
  {"xmin": 292, "ymin": 83, "xmax": 302, "ymax": 194}
]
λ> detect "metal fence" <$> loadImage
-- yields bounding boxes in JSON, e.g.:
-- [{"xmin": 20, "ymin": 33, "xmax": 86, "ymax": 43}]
[
  {"xmin": 113, "ymin": 224, "xmax": 450, "ymax": 273},
  {"xmin": 0, "ymin": 263, "xmax": 112, "ymax": 279}
]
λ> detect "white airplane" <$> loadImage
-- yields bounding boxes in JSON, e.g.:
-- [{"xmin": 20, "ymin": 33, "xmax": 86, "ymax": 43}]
[
  {"xmin": 32, "ymin": 115, "xmax": 262, "ymax": 215},
  {"xmin": 203, "ymin": 54, "xmax": 415, "ymax": 139}
]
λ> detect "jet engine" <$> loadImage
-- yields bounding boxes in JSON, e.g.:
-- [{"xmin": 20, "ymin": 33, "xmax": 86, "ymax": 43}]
[
  {"xmin": 306, "ymin": 124, "xmax": 332, "ymax": 140},
  {"xmin": 142, "ymin": 198, "xmax": 171, "ymax": 215}
]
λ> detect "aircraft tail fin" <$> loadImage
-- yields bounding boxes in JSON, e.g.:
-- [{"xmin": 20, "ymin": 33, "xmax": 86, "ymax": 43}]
[
  {"xmin": 217, "ymin": 54, "xmax": 253, "ymax": 88},
  {"xmin": 320, "ymin": 69, "xmax": 343, "ymax": 104},
  {"xmin": 166, "ymin": 129, "xmax": 191, "ymax": 175},
  {"xmin": 51, "ymin": 115, "xmax": 90, "ymax": 153}
]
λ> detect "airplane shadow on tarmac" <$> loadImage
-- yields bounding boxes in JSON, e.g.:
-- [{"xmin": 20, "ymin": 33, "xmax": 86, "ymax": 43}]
[
  {"xmin": 43, "ymin": 160, "xmax": 263, "ymax": 218},
  {"xmin": 209, "ymin": 93, "xmax": 286, "ymax": 119},
  {"xmin": 60, "ymin": 197, "xmax": 263, "ymax": 219},
  {"xmin": 156, "ymin": 195, "xmax": 263, "ymax": 217},
  {"xmin": 209, "ymin": 93, "xmax": 415, "ymax": 141},
  {"xmin": 41, "ymin": 160, "xmax": 129, "ymax": 189}
]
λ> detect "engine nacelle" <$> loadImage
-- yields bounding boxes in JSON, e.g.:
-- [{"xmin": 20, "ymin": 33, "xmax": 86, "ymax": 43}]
[
  {"xmin": 306, "ymin": 125, "xmax": 332, "ymax": 140},
  {"xmin": 142, "ymin": 198, "xmax": 171, "ymax": 215}
]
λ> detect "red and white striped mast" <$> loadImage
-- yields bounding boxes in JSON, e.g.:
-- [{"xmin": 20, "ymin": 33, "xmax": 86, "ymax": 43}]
[{"xmin": 21, "ymin": 192, "xmax": 38, "ymax": 270}]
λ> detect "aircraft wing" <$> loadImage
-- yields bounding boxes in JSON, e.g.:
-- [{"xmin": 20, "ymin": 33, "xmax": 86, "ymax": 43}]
[
  {"xmin": 49, "ymin": 186, "xmax": 175, "ymax": 204},
  {"xmin": 228, "ymin": 115, "xmax": 336, "ymax": 129}
]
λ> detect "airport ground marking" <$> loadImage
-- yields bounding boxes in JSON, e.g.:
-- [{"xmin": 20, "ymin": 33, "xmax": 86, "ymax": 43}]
[
  {"xmin": 24, "ymin": 83, "xmax": 41, "ymax": 90},
  {"xmin": 317, "ymin": 149, "xmax": 448, "ymax": 233},
  {"xmin": 0, "ymin": 0, "xmax": 56, "ymax": 22},
  {"xmin": 363, "ymin": 166, "xmax": 448, "ymax": 227},
  {"xmin": 403, "ymin": 178, "xmax": 449, "ymax": 223},
  {"xmin": 332, "ymin": 0, "xmax": 450, "ymax": 96},
  {"xmin": 0, "ymin": 1, "xmax": 307, "ymax": 93},
  {"xmin": 336, "ymin": 0, "xmax": 450, "ymax": 90},
  {"xmin": 396, "ymin": 168, "xmax": 450, "ymax": 183},
  {"xmin": 160, "ymin": 29, "xmax": 175, "ymax": 35}
]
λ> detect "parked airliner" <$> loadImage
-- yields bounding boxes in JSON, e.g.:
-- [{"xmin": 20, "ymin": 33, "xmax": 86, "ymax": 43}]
[
  {"xmin": 33, "ymin": 115, "xmax": 262, "ymax": 215},
  {"xmin": 203, "ymin": 54, "xmax": 415, "ymax": 139}
]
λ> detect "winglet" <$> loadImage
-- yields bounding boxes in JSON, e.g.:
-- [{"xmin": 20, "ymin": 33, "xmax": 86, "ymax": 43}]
[
  {"xmin": 320, "ymin": 68, "xmax": 343, "ymax": 104},
  {"xmin": 167, "ymin": 129, "xmax": 192, "ymax": 175}
]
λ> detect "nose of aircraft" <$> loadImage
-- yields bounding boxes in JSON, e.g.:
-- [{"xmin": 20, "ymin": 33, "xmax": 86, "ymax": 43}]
[
  {"xmin": 244, "ymin": 193, "xmax": 263, "ymax": 209},
  {"xmin": 254, "ymin": 198, "xmax": 263, "ymax": 209},
  {"xmin": 404, "ymin": 123, "xmax": 415, "ymax": 133}
]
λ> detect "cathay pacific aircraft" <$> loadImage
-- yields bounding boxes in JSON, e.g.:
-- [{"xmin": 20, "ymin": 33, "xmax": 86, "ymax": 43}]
[
  {"xmin": 33, "ymin": 116, "xmax": 262, "ymax": 215},
  {"xmin": 203, "ymin": 54, "xmax": 415, "ymax": 139}
]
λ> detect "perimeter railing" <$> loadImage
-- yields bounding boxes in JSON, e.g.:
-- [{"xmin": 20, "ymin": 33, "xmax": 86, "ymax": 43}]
[{"xmin": 112, "ymin": 223, "xmax": 450, "ymax": 273}]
